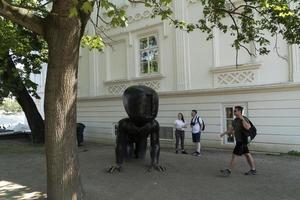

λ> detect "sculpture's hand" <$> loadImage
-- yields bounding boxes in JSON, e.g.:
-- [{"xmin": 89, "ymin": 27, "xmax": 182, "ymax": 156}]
[
  {"xmin": 106, "ymin": 165, "xmax": 122, "ymax": 173},
  {"xmin": 148, "ymin": 164, "xmax": 166, "ymax": 172}
]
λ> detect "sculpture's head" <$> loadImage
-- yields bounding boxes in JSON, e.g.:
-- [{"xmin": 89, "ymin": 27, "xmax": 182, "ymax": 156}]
[{"xmin": 123, "ymin": 85, "xmax": 159, "ymax": 126}]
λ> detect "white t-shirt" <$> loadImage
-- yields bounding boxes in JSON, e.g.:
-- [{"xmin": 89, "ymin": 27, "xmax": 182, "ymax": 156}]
[
  {"xmin": 191, "ymin": 116, "xmax": 202, "ymax": 133},
  {"xmin": 174, "ymin": 119, "xmax": 186, "ymax": 131}
]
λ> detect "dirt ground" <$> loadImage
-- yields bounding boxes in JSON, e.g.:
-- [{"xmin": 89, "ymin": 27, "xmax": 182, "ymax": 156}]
[{"xmin": 0, "ymin": 139, "xmax": 299, "ymax": 200}]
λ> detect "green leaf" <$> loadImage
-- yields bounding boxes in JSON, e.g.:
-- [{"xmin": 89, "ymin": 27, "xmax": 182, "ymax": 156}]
[
  {"xmin": 81, "ymin": 35, "xmax": 105, "ymax": 51},
  {"xmin": 81, "ymin": 1, "xmax": 94, "ymax": 14},
  {"xmin": 69, "ymin": 7, "xmax": 78, "ymax": 17}
]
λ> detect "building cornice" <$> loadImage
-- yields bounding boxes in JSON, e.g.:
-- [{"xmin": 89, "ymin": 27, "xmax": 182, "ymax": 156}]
[
  {"xmin": 77, "ymin": 82, "xmax": 300, "ymax": 102},
  {"xmin": 103, "ymin": 74, "xmax": 164, "ymax": 85},
  {"xmin": 209, "ymin": 63, "xmax": 261, "ymax": 73}
]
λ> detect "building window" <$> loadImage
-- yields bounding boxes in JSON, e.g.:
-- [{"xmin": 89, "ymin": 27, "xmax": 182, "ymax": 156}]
[
  {"xmin": 139, "ymin": 35, "xmax": 159, "ymax": 75},
  {"xmin": 223, "ymin": 104, "xmax": 247, "ymax": 144},
  {"xmin": 225, "ymin": 107, "xmax": 235, "ymax": 143}
]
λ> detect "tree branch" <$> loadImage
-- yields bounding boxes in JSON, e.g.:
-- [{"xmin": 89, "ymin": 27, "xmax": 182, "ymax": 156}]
[
  {"xmin": 0, "ymin": 0, "xmax": 44, "ymax": 36},
  {"xmin": 274, "ymin": 32, "xmax": 288, "ymax": 61},
  {"xmin": 89, "ymin": 17, "xmax": 117, "ymax": 46},
  {"xmin": 128, "ymin": 0, "xmax": 146, "ymax": 4},
  {"xmin": 7, "ymin": 0, "xmax": 53, "ymax": 14}
]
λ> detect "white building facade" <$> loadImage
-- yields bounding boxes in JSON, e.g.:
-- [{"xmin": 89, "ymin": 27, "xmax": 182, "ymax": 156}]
[{"xmin": 73, "ymin": 1, "xmax": 300, "ymax": 153}]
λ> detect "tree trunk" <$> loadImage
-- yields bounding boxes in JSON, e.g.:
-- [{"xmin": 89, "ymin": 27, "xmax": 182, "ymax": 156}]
[
  {"xmin": 6, "ymin": 55, "xmax": 45, "ymax": 143},
  {"xmin": 15, "ymin": 87, "xmax": 45, "ymax": 143},
  {"xmin": 0, "ymin": 54, "xmax": 44, "ymax": 143},
  {"xmin": 15, "ymin": 86, "xmax": 45, "ymax": 143},
  {"xmin": 44, "ymin": 12, "xmax": 83, "ymax": 200}
]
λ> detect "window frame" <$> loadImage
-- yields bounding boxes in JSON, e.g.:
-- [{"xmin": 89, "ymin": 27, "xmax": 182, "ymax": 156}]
[
  {"xmin": 222, "ymin": 103, "xmax": 248, "ymax": 144},
  {"xmin": 137, "ymin": 33, "xmax": 160, "ymax": 76}
]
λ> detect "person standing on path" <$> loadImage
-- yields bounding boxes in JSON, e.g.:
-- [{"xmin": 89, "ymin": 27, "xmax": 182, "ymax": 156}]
[
  {"xmin": 174, "ymin": 113, "xmax": 188, "ymax": 154},
  {"xmin": 190, "ymin": 110, "xmax": 203, "ymax": 157},
  {"xmin": 220, "ymin": 106, "xmax": 257, "ymax": 176}
]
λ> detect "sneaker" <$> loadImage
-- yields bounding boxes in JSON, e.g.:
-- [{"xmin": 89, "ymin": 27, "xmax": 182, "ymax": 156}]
[
  {"xmin": 181, "ymin": 150, "xmax": 188, "ymax": 154},
  {"xmin": 192, "ymin": 151, "xmax": 201, "ymax": 156},
  {"xmin": 244, "ymin": 169, "xmax": 257, "ymax": 175},
  {"xmin": 220, "ymin": 169, "xmax": 231, "ymax": 177}
]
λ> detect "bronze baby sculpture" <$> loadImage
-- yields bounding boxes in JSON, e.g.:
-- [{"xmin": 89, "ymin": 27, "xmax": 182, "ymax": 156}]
[{"xmin": 107, "ymin": 85, "xmax": 166, "ymax": 173}]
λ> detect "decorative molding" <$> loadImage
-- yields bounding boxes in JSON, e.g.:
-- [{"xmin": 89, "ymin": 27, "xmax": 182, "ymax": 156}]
[
  {"xmin": 138, "ymin": 80, "xmax": 160, "ymax": 90},
  {"xmin": 99, "ymin": 10, "xmax": 152, "ymax": 31},
  {"xmin": 104, "ymin": 76, "xmax": 163, "ymax": 95},
  {"xmin": 216, "ymin": 71, "xmax": 255, "ymax": 86},
  {"xmin": 127, "ymin": 10, "xmax": 152, "ymax": 23},
  {"xmin": 130, "ymin": 74, "xmax": 164, "ymax": 81},
  {"xmin": 78, "ymin": 82, "xmax": 300, "ymax": 101},
  {"xmin": 187, "ymin": 0, "xmax": 198, "ymax": 4},
  {"xmin": 210, "ymin": 63, "xmax": 261, "ymax": 73},
  {"xmin": 211, "ymin": 63, "xmax": 261, "ymax": 88},
  {"xmin": 107, "ymin": 82, "xmax": 128, "ymax": 95}
]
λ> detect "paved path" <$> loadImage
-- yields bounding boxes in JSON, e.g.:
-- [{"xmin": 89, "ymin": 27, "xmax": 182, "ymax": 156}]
[{"xmin": 0, "ymin": 140, "xmax": 299, "ymax": 200}]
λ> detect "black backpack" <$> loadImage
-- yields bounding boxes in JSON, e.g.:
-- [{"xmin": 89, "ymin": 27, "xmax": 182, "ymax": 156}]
[
  {"xmin": 244, "ymin": 118, "xmax": 257, "ymax": 143},
  {"xmin": 197, "ymin": 116, "xmax": 205, "ymax": 131}
]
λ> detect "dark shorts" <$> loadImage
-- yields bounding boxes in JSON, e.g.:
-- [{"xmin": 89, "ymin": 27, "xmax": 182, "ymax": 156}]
[
  {"xmin": 192, "ymin": 132, "xmax": 201, "ymax": 143},
  {"xmin": 233, "ymin": 142, "xmax": 249, "ymax": 156}
]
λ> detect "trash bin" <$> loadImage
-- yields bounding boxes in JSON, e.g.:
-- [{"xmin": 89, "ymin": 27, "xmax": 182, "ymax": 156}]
[{"xmin": 76, "ymin": 123, "xmax": 85, "ymax": 146}]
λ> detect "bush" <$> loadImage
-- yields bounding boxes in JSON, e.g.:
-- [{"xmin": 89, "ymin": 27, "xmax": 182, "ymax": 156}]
[{"xmin": 2, "ymin": 98, "xmax": 22, "ymax": 113}]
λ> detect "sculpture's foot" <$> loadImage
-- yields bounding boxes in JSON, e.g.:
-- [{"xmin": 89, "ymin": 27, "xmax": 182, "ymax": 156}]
[
  {"xmin": 147, "ymin": 164, "xmax": 166, "ymax": 172},
  {"xmin": 106, "ymin": 165, "xmax": 122, "ymax": 173}
]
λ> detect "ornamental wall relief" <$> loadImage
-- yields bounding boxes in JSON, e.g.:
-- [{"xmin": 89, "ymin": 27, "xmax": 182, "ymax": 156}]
[
  {"xmin": 99, "ymin": 10, "xmax": 152, "ymax": 31},
  {"xmin": 210, "ymin": 64, "xmax": 260, "ymax": 88},
  {"xmin": 106, "ymin": 79, "xmax": 161, "ymax": 95}
]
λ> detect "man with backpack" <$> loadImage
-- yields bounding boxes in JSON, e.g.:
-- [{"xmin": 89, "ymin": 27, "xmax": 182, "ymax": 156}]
[
  {"xmin": 190, "ymin": 109, "xmax": 205, "ymax": 156},
  {"xmin": 220, "ymin": 106, "xmax": 257, "ymax": 176}
]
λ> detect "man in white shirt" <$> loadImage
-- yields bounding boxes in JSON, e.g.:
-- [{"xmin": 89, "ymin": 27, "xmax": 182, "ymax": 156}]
[{"xmin": 190, "ymin": 110, "xmax": 203, "ymax": 156}]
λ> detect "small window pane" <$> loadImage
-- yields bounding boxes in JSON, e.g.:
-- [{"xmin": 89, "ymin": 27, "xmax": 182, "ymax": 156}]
[
  {"xmin": 154, "ymin": 49, "xmax": 158, "ymax": 60},
  {"xmin": 149, "ymin": 36, "xmax": 157, "ymax": 47},
  {"xmin": 140, "ymin": 51, "xmax": 148, "ymax": 61},
  {"xmin": 226, "ymin": 107, "xmax": 233, "ymax": 118},
  {"xmin": 226, "ymin": 120, "xmax": 233, "ymax": 131},
  {"xmin": 140, "ymin": 38, "xmax": 148, "ymax": 49},
  {"xmin": 140, "ymin": 62, "xmax": 148, "ymax": 74},
  {"xmin": 148, "ymin": 50, "xmax": 155, "ymax": 61},
  {"xmin": 150, "ymin": 61, "xmax": 158, "ymax": 73},
  {"xmin": 148, "ymin": 50, "xmax": 159, "ymax": 61},
  {"xmin": 226, "ymin": 109, "xmax": 234, "ymax": 143}
]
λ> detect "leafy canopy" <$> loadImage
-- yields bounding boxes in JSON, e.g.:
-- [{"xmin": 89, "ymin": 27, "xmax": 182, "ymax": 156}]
[
  {"xmin": 2, "ymin": 0, "xmax": 300, "ymax": 56},
  {"xmin": 1, "ymin": 0, "xmax": 300, "ymax": 93},
  {"xmin": 75, "ymin": 0, "xmax": 300, "ymax": 56},
  {"xmin": 0, "ymin": 17, "xmax": 47, "ymax": 99}
]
